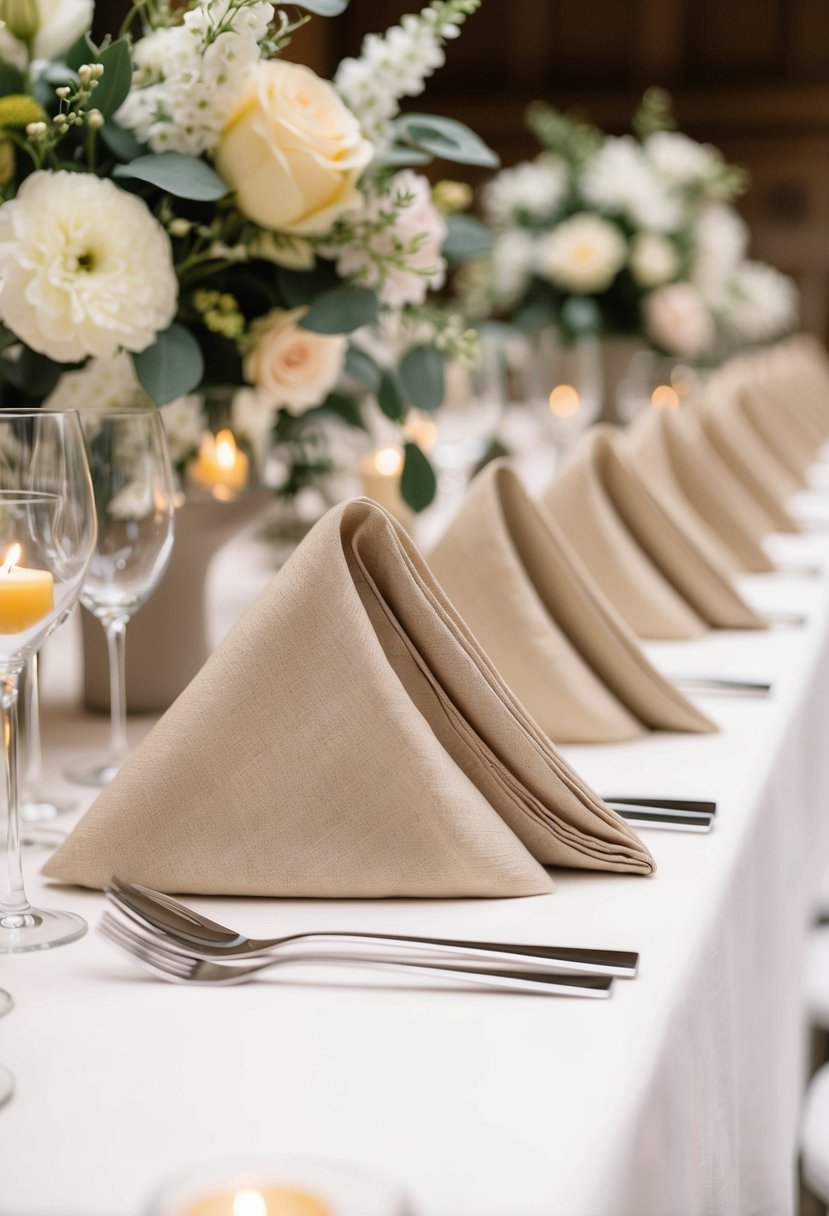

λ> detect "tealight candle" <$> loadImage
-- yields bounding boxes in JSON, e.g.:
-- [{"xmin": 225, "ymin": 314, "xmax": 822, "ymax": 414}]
[
  {"xmin": 189, "ymin": 429, "xmax": 249, "ymax": 494},
  {"xmin": 651, "ymin": 384, "xmax": 680, "ymax": 410},
  {"xmin": 548, "ymin": 384, "xmax": 580, "ymax": 418},
  {"xmin": 359, "ymin": 446, "xmax": 413, "ymax": 528},
  {"xmin": 0, "ymin": 544, "xmax": 53, "ymax": 633},
  {"xmin": 181, "ymin": 1185, "xmax": 329, "ymax": 1216}
]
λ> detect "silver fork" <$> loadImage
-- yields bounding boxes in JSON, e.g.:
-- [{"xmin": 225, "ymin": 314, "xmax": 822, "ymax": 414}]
[
  {"xmin": 104, "ymin": 878, "xmax": 639, "ymax": 977},
  {"xmin": 98, "ymin": 913, "xmax": 615, "ymax": 998}
]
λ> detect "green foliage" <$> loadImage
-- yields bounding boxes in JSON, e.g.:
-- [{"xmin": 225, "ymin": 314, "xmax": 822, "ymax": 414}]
[
  {"xmin": 525, "ymin": 101, "xmax": 602, "ymax": 166},
  {"xmin": 317, "ymin": 390, "xmax": 367, "ymax": 430},
  {"xmin": 92, "ymin": 39, "xmax": 133, "ymax": 118},
  {"xmin": 442, "ymin": 214, "xmax": 493, "ymax": 265},
  {"xmin": 401, "ymin": 442, "xmax": 437, "ymax": 511},
  {"xmin": 377, "ymin": 370, "xmax": 407, "ymax": 422},
  {"xmin": 345, "ymin": 345, "xmax": 382, "ymax": 390},
  {"xmin": 133, "ymin": 324, "xmax": 204, "ymax": 404},
  {"xmin": 632, "ymin": 87, "xmax": 677, "ymax": 140},
  {"xmin": 299, "ymin": 286, "xmax": 379, "ymax": 334},
  {"xmin": 399, "ymin": 345, "xmax": 445, "ymax": 411},
  {"xmin": 394, "ymin": 114, "xmax": 499, "ymax": 168},
  {"xmin": 115, "ymin": 153, "xmax": 228, "ymax": 201}
]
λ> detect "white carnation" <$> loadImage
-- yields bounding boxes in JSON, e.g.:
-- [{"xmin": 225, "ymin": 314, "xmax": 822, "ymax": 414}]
[
  {"xmin": 629, "ymin": 232, "xmax": 680, "ymax": 287},
  {"xmin": 691, "ymin": 204, "xmax": 749, "ymax": 304},
  {"xmin": 645, "ymin": 282, "xmax": 714, "ymax": 357},
  {"xmin": 482, "ymin": 156, "xmax": 568, "ymax": 227},
  {"xmin": 0, "ymin": 171, "xmax": 177, "ymax": 363},
  {"xmin": 644, "ymin": 131, "xmax": 720, "ymax": 187},
  {"xmin": 537, "ymin": 213, "xmax": 626, "ymax": 294},
  {"xmin": 582, "ymin": 136, "xmax": 681, "ymax": 232},
  {"xmin": 331, "ymin": 170, "xmax": 447, "ymax": 308},
  {"xmin": 721, "ymin": 261, "xmax": 799, "ymax": 343}
]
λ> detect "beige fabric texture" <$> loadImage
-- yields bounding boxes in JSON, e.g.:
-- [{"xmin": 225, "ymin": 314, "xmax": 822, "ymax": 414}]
[
  {"xmin": 543, "ymin": 426, "xmax": 765, "ymax": 636},
  {"xmin": 692, "ymin": 396, "xmax": 801, "ymax": 534},
  {"xmin": 428, "ymin": 462, "xmax": 714, "ymax": 744},
  {"xmin": 733, "ymin": 386, "xmax": 815, "ymax": 482},
  {"xmin": 626, "ymin": 408, "xmax": 774, "ymax": 573},
  {"xmin": 44, "ymin": 499, "xmax": 654, "ymax": 897}
]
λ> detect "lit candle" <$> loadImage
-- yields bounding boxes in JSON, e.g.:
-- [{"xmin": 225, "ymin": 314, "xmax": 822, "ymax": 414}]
[
  {"xmin": 181, "ymin": 1185, "xmax": 330, "ymax": 1216},
  {"xmin": 0, "ymin": 544, "xmax": 53, "ymax": 634},
  {"xmin": 189, "ymin": 429, "xmax": 250, "ymax": 494},
  {"xmin": 651, "ymin": 384, "xmax": 680, "ymax": 410},
  {"xmin": 548, "ymin": 384, "xmax": 580, "ymax": 418},
  {"xmin": 359, "ymin": 446, "xmax": 413, "ymax": 527}
]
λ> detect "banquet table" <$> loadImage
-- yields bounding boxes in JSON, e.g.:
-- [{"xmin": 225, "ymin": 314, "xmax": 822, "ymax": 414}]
[{"xmin": 4, "ymin": 480, "xmax": 829, "ymax": 1216}]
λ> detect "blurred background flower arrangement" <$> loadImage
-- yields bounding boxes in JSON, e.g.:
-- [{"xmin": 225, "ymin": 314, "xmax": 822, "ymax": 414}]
[{"xmin": 0, "ymin": 0, "xmax": 496, "ymax": 515}]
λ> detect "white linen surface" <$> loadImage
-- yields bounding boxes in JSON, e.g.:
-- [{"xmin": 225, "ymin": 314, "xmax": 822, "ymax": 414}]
[{"xmin": 2, "ymin": 498, "xmax": 829, "ymax": 1216}]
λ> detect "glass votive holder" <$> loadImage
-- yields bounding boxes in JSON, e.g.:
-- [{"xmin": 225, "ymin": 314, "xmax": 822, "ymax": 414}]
[{"xmin": 144, "ymin": 1158, "xmax": 411, "ymax": 1216}]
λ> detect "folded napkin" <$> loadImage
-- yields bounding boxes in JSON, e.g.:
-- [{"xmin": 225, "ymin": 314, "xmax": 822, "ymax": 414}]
[
  {"xmin": 45, "ymin": 499, "xmax": 654, "ymax": 897},
  {"xmin": 542, "ymin": 426, "xmax": 766, "ymax": 637},
  {"xmin": 694, "ymin": 396, "xmax": 800, "ymax": 533},
  {"xmin": 626, "ymin": 407, "xmax": 774, "ymax": 573},
  {"xmin": 428, "ymin": 462, "xmax": 714, "ymax": 743},
  {"xmin": 731, "ymin": 383, "xmax": 816, "ymax": 483}
]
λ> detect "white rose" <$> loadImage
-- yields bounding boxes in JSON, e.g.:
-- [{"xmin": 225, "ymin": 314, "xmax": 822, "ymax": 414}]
[
  {"xmin": 644, "ymin": 131, "xmax": 720, "ymax": 187},
  {"xmin": 215, "ymin": 60, "xmax": 374, "ymax": 235},
  {"xmin": 490, "ymin": 228, "xmax": 536, "ymax": 306},
  {"xmin": 243, "ymin": 308, "xmax": 347, "ymax": 415},
  {"xmin": 0, "ymin": 170, "xmax": 177, "ymax": 363},
  {"xmin": 0, "ymin": 0, "xmax": 92, "ymax": 66},
  {"xmin": 537, "ymin": 213, "xmax": 626, "ymax": 294},
  {"xmin": 629, "ymin": 232, "xmax": 680, "ymax": 287},
  {"xmin": 721, "ymin": 261, "xmax": 799, "ymax": 343},
  {"xmin": 645, "ymin": 283, "xmax": 714, "ymax": 357}
]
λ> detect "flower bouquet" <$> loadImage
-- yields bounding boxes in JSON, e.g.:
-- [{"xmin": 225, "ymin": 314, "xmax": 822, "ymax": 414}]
[
  {"xmin": 464, "ymin": 89, "xmax": 797, "ymax": 362},
  {"xmin": 0, "ymin": 0, "xmax": 496, "ymax": 511}
]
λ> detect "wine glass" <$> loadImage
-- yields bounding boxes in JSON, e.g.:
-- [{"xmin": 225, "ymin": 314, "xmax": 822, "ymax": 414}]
[
  {"xmin": 0, "ymin": 987, "xmax": 12, "ymax": 1108},
  {"xmin": 519, "ymin": 327, "xmax": 604, "ymax": 473},
  {"xmin": 67, "ymin": 410, "xmax": 175, "ymax": 788},
  {"xmin": 0, "ymin": 409, "xmax": 97, "ymax": 953},
  {"xmin": 20, "ymin": 654, "xmax": 76, "ymax": 822}
]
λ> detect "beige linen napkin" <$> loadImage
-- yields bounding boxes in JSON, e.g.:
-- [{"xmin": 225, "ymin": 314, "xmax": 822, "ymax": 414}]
[
  {"xmin": 428, "ymin": 462, "xmax": 715, "ymax": 743},
  {"xmin": 694, "ymin": 395, "xmax": 800, "ymax": 533},
  {"xmin": 732, "ymin": 384, "xmax": 816, "ymax": 483},
  {"xmin": 626, "ymin": 407, "xmax": 775, "ymax": 573},
  {"xmin": 543, "ymin": 426, "xmax": 766, "ymax": 636},
  {"xmin": 45, "ymin": 498, "xmax": 654, "ymax": 897}
]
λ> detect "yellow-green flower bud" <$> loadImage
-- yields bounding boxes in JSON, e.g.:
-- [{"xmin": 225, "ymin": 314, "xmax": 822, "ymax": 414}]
[{"xmin": 0, "ymin": 0, "xmax": 40, "ymax": 46}]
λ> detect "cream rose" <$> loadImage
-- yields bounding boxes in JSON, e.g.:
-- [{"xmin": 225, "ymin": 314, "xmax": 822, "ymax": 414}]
[
  {"xmin": 215, "ymin": 60, "xmax": 374, "ymax": 235},
  {"xmin": 645, "ymin": 283, "xmax": 714, "ymax": 358},
  {"xmin": 243, "ymin": 308, "xmax": 347, "ymax": 415}
]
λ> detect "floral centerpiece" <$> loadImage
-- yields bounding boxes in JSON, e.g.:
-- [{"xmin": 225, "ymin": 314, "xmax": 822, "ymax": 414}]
[
  {"xmin": 464, "ymin": 89, "xmax": 797, "ymax": 361},
  {"xmin": 0, "ymin": 0, "xmax": 495, "ymax": 511}
]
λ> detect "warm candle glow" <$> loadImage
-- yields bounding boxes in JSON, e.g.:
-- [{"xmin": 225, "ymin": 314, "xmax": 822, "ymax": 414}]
[
  {"xmin": 0, "ymin": 543, "xmax": 54, "ymax": 633},
  {"xmin": 374, "ymin": 446, "xmax": 404, "ymax": 476},
  {"xmin": 216, "ymin": 430, "xmax": 238, "ymax": 471},
  {"xmin": 548, "ymin": 384, "xmax": 580, "ymax": 417},
  {"xmin": 233, "ymin": 1190, "xmax": 268, "ymax": 1216},
  {"xmin": 189, "ymin": 429, "xmax": 250, "ymax": 494},
  {"xmin": 404, "ymin": 411, "xmax": 437, "ymax": 453},
  {"xmin": 651, "ymin": 384, "xmax": 680, "ymax": 410}
]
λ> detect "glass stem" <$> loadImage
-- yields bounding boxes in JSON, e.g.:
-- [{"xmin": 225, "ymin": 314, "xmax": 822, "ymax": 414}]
[
  {"xmin": 0, "ymin": 671, "xmax": 29, "ymax": 924},
  {"xmin": 21, "ymin": 655, "xmax": 42, "ymax": 791},
  {"xmin": 105, "ymin": 618, "xmax": 129, "ymax": 762}
]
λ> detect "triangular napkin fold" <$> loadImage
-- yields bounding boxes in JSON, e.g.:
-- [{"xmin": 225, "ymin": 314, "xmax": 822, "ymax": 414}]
[
  {"xmin": 428, "ymin": 462, "xmax": 714, "ymax": 743},
  {"xmin": 542, "ymin": 427, "xmax": 765, "ymax": 637},
  {"xmin": 44, "ymin": 499, "xmax": 653, "ymax": 898},
  {"xmin": 626, "ymin": 408, "xmax": 774, "ymax": 573},
  {"xmin": 732, "ymin": 385, "xmax": 815, "ymax": 483},
  {"xmin": 694, "ymin": 397, "xmax": 800, "ymax": 533}
]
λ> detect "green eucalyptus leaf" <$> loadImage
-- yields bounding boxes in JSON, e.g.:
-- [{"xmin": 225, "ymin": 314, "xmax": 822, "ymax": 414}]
[
  {"xmin": 299, "ymin": 286, "xmax": 379, "ymax": 334},
  {"xmin": 132, "ymin": 324, "xmax": 204, "ymax": 405},
  {"xmin": 114, "ymin": 153, "xmax": 228, "ymax": 201},
  {"xmin": 377, "ymin": 370, "xmax": 406, "ymax": 422},
  {"xmin": 395, "ymin": 113, "xmax": 499, "ymax": 168},
  {"xmin": 399, "ymin": 345, "xmax": 444, "ymax": 412},
  {"xmin": 319, "ymin": 390, "xmax": 367, "ymax": 431},
  {"xmin": 442, "ymin": 214, "xmax": 493, "ymax": 265},
  {"xmin": 401, "ymin": 442, "xmax": 437, "ymax": 512},
  {"xmin": 0, "ymin": 63, "xmax": 24, "ymax": 94},
  {"xmin": 277, "ymin": 260, "xmax": 339, "ymax": 308},
  {"xmin": 560, "ymin": 295, "xmax": 601, "ymax": 334},
  {"xmin": 100, "ymin": 121, "xmax": 144, "ymax": 163},
  {"xmin": 378, "ymin": 144, "xmax": 432, "ymax": 168},
  {"xmin": 345, "ymin": 345, "xmax": 382, "ymax": 390},
  {"xmin": 3, "ymin": 347, "xmax": 66, "ymax": 397},
  {"xmin": 94, "ymin": 39, "xmax": 133, "ymax": 118},
  {"xmin": 294, "ymin": 0, "xmax": 348, "ymax": 12},
  {"xmin": 65, "ymin": 32, "xmax": 98, "ymax": 72}
]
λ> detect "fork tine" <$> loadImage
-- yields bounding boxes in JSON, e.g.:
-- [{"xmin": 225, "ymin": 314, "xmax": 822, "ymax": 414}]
[{"xmin": 99, "ymin": 914, "xmax": 193, "ymax": 978}]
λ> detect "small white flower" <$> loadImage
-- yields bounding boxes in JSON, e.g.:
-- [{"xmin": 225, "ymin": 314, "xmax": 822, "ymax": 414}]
[
  {"xmin": 0, "ymin": 171, "xmax": 177, "ymax": 363},
  {"xmin": 481, "ymin": 156, "xmax": 568, "ymax": 227},
  {"xmin": 231, "ymin": 386, "xmax": 277, "ymax": 468},
  {"xmin": 691, "ymin": 203, "xmax": 749, "ymax": 304},
  {"xmin": 629, "ymin": 232, "xmax": 680, "ymax": 288},
  {"xmin": 489, "ymin": 228, "xmax": 536, "ymax": 307},
  {"xmin": 644, "ymin": 282, "xmax": 714, "ymax": 357},
  {"xmin": 644, "ymin": 131, "xmax": 720, "ymax": 187},
  {"xmin": 160, "ymin": 394, "xmax": 205, "ymax": 464},
  {"xmin": 332, "ymin": 170, "xmax": 447, "ymax": 308},
  {"xmin": 582, "ymin": 136, "xmax": 681, "ymax": 232},
  {"xmin": 45, "ymin": 353, "xmax": 145, "ymax": 412},
  {"xmin": 107, "ymin": 479, "xmax": 154, "ymax": 521},
  {"xmin": 537, "ymin": 213, "xmax": 626, "ymax": 294}
]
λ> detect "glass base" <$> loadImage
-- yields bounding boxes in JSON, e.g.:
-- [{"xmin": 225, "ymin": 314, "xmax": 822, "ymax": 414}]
[
  {"xmin": 0, "ymin": 907, "xmax": 87, "ymax": 953},
  {"xmin": 65, "ymin": 757, "xmax": 122, "ymax": 788},
  {"xmin": 20, "ymin": 825, "xmax": 66, "ymax": 853},
  {"xmin": 21, "ymin": 792, "xmax": 78, "ymax": 822},
  {"xmin": 0, "ymin": 988, "xmax": 12, "ymax": 1017},
  {"xmin": 0, "ymin": 1064, "xmax": 13, "ymax": 1108}
]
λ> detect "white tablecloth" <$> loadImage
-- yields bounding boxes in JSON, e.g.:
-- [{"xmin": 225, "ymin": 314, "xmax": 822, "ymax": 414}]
[{"xmin": 3, "ymin": 493, "xmax": 829, "ymax": 1216}]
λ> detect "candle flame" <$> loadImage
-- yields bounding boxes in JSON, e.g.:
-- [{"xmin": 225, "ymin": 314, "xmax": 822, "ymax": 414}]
[
  {"xmin": 1, "ymin": 543, "xmax": 21, "ymax": 575},
  {"xmin": 232, "ymin": 1188, "xmax": 268, "ymax": 1216},
  {"xmin": 548, "ymin": 385, "xmax": 580, "ymax": 418},
  {"xmin": 215, "ymin": 429, "xmax": 238, "ymax": 471},
  {"xmin": 651, "ymin": 385, "xmax": 680, "ymax": 410},
  {"xmin": 374, "ymin": 447, "xmax": 403, "ymax": 477}
]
